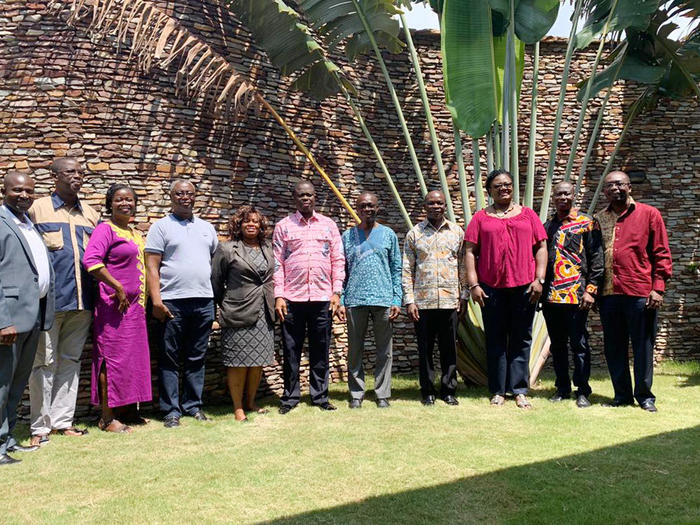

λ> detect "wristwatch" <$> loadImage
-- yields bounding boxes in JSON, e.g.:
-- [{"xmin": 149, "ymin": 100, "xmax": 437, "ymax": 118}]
[{"xmin": 537, "ymin": 278, "xmax": 545, "ymax": 285}]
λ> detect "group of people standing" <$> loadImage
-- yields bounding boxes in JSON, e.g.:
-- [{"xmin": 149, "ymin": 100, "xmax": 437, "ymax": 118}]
[{"xmin": 0, "ymin": 158, "xmax": 672, "ymax": 466}]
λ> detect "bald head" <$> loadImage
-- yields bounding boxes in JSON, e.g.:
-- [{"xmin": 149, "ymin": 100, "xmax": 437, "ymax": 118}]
[
  {"xmin": 552, "ymin": 180, "xmax": 575, "ymax": 216},
  {"xmin": 2, "ymin": 172, "xmax": 35, "ymax": 214},
  {"xmin": 603, "ymin": 170, "xmax": 631, "ymax": 208},
  {"xmin": 50, "ymin": 157, "xmax": 79, "ymax": 174},
  {"xmin": 51, "ymin": 157, "xmax": 84, "ymax": 200},
  {"xmin": 293, "ymin": 180, "xmax": 316, "ymax": 217},
  {"xmin": 424, "ymin": 190, "xmax": 447, "ymax": 225},
  {"xmin": 425, "ymin": 190, "xmax": 445, "ymax": 204},
  {"xmin": 604, "ymin": 170, "xmax": 630, "ymax": 185},
  {"xmin": 356, "ymin": 191, "xmax": 379, "ymax": 227}
]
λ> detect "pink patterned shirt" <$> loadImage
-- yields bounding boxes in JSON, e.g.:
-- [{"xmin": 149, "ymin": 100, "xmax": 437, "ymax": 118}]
[{"xmin": 273, "ymin": 211, "xmax": 345, "ymax": 302}]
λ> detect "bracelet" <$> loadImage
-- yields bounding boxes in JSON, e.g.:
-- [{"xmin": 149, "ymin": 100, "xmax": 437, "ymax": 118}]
[{"xmin": 468, "ymin": 283, "xmax": 480, "ymax": 290}]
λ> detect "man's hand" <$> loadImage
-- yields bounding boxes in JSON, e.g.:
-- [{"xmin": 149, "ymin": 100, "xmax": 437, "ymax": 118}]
[
  {"xmin": 580, "ymin": 291, "xmax": 595, "ymax": 311},
  {"xmin": 275, "ymin": 297, "xmax": 287, "ymax": 323},
  {"xmin": 470, "ymin": 285, "xmax": 489, "ymax": 308},
  {"xmin": 152, "ymin": 301, "xmax": 174, "ymax": 322},
  {"xmin": 458, "ymin": 298, "xmax": 469, "ymax": 318},
  {"xmin": 329, "ymin": 293, "xmax": 341, "ymax": 316},
  {"xmin": 527, "ymin": 280, "xmax": 543, "ymax": 305},
  {"xmin": 0, "ymin": 325, "xmax": 17, "ymax": 345},
  {"xmin": 406, "ymin": 303, "xmax": 420, "ymax": 322},
  {"xmin": 336, "ymin": 305, "xmax": 347, "ymax": 323},
  {"xmin": 388, "ymin": 306, "xmax": 400, "ymax": 321},
  {"xmin": 646, "ymin": 290, "xmax": 664, "ymax": 309}
]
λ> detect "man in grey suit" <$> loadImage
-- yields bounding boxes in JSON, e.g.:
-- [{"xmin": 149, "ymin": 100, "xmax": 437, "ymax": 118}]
[{"xmin": 0, "ymin": 172, "xmax": 54, "ymax": 465}]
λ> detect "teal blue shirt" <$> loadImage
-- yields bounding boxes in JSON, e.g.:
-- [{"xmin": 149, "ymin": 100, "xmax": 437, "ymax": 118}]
[{"xmin": 341, "ymin": 224, "xmax": 402, "ymax": 307}]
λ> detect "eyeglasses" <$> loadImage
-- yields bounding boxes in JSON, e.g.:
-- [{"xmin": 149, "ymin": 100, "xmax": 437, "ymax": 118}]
[
  {"xmin": 492, "ymin": 183, "xmax": 513, "ymax": 190},
  {"xmin": 604, "ymin": 181, "xmax": 630, "ymax": 189},
  {"xmin": 174, "ymin": 191, "xmax": 195, "ymax": 198}
]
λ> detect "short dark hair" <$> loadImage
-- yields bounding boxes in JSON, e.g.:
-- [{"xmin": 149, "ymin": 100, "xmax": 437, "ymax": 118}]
[
  {"xmin": 105, "ymin": 183, "xmax": 137, "ymax": 215},
  {"xmin": 485, "ymin": 169, "xmax": 512, "ymax": 190},
  {"xmin": 228, "ymin": 205, "xmax": 269, "ymax": 243},
  {"xmin": 293, "ymin": 180, "xmax": 314, "ymax": 195}
]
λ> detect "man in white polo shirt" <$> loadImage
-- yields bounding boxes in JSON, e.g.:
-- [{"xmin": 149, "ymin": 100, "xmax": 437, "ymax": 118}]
[{"xmin": 145, "ymin": 180, "xmax": 218, "ymax": 428}]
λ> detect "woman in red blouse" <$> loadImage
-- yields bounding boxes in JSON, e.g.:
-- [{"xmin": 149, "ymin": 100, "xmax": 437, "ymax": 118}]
[{"xmin": 464, "ymin": 169, "xmax": 548, "ymax": 408}]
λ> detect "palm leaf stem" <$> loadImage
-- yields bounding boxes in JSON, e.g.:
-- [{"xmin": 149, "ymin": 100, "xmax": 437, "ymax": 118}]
[
  {"xmin": 472, "ymin": 137, "xmax": 486, "ymax": 210},
  {"xmin": 508, "ymin": 0, "xmax": 520, "ymax": 202},
  {"xmin": 349, "ymin": 0, "xmax": 431, "ymax": 202},
  {"xmin": 524, "ymin": 41, "xmax": 540, "ymax": 208},
  {"xmin": 454, "ymin": 127, "xmax": 473, "ymax": 225},
  {"xmin": 564, "ymin": 0, "xmax": 620, "ymax": 182},
  {"xmin": 539, "ymin": 0, "xmax": 584, "ymax": 221}
]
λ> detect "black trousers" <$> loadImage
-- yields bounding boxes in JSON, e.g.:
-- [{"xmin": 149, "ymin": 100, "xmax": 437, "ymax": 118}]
[
  {"xmin": 414, "ymin": 308, "xmax": 458, "ymax": 398},
  {"xmin": 542, "ymin": 303, "xmax": 592, "ymax": 397},
  {"xmin": 599, "ymin": 295, "xmax": 656, "ymax": 404},
  {"xmin": 481, "ymin": 284, "xmax": 536, "ymax": 396},
  {"xmin": 280, "ymin": 301, "xmax": 331, "ymax": 407}
]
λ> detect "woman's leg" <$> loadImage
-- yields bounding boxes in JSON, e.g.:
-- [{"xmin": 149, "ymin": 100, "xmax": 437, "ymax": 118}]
[
  {"xmin": 99, "ymin": 363, "xmax": 132, "ymax": 432},
  {"xmin": 245, "ymin": 367, "xmax": 263, "ymax": 411},
  {"xmin": 226, "ymin": 367, "xmax": 247, "ymax": 421}
]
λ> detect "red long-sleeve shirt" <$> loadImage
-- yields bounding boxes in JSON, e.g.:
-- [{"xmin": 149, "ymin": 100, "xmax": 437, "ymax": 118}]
[{"xmin": 596, "ymin": 199, "xmax": 672, "ymax": 297}]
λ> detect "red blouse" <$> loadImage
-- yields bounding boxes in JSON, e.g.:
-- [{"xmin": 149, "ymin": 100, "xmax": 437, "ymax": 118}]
[{"xmin": 465, "ymin": 207, "xmax": 547, "ymax": 289}]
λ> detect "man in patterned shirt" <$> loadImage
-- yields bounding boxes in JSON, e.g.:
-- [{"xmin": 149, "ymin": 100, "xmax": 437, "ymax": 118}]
[
  {"xmin": 273, "ymin": 181, "xmax": 345, "ymax": 414},
  {"xmin": 542, "ymin": 181, "xmax": 603, "ymax": 408},
  {"xmin": 402, "ymin": 190, "xmax": 465, "ymax": 406},
  {"xmin": 337, "ymin": 192, "xmax": 402, "ymax": 409}
]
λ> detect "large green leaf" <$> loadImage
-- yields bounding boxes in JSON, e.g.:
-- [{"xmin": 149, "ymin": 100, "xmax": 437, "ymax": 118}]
[
  {"xmin": 299, "ymin": 0, "xmax": 404, "ymax": 61},
  {"xmin": 227, "ymin": 0, "xmax": 352, "ymax": 99},
  {"xmin": 514, "ymin": 0, "xmax": 560, "ymax": 44},
  {"xmin": 493, "ymin": 33, "xmax": 525, "ymax": 122},
  {"xmin": 442, "ymin": 0, "xmax": 498, "ymax": 137},
  {"xmin": 577, "ymin": 52, "xmax": 666, "ymax": 100},
  {"xmin": 575, "ymin": 0, "xmax": 661, "ymax": 48}
]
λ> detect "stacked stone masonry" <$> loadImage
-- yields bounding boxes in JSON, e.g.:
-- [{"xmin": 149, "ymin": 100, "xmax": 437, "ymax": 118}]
[{"xmin": 1, "ymin": 1, "xmax": 698, "ymax": 416}]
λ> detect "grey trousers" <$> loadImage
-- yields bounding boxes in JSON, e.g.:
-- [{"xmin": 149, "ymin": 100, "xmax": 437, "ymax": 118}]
[
  {"xmin": 29, "ymin": 310, "xmax": 92, "ymax": 435},
  {"xmin": 0, "ymin": 327, "xmax": 41, "ymax": 454},
  {"xmin": 346, "ymin": 306, "xmax": 393, "ymax": 400}
]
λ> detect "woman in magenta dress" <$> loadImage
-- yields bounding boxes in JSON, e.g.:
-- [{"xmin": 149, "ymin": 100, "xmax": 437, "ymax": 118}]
[{"xmin": 83, "ymin": 183, "xmax": 151, "ymax": 433}]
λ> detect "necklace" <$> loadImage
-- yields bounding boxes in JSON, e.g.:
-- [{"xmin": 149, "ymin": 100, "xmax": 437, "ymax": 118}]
[{"xmin": 493, "ymin": 204, "xmax": 514, "ymax": 218}]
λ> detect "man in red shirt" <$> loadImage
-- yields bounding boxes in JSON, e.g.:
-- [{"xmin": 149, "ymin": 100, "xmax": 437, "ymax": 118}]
[{"xmin": 595, "ymin": 171, "xmax": 672, "ymax": 412}]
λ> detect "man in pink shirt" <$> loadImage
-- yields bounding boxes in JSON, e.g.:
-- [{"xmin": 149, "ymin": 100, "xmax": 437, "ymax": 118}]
[{"xmin": 273, "ymin": 181, "xmax": 345, "ymax": 413}]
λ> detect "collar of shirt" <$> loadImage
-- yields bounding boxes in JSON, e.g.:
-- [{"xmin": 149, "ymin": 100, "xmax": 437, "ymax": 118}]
[
  {"xmin": 293, "ymin": 210, "xmax": 319, "ymax": 224},
  {"xmin": 550, "ymin": 208, "xmax": 579, "ymax": 225},
  {"xmin": 605, "ymin": 196, "xmax": 636, "ymax": 218},
  {"xmin": 51, "ymin": 192, "xmax": 83, "ymax": 212},
  {"xmin": 170, "ymin": 212, "xmax": 195, "ymax": 223},
  {"xmin": 2, "ymin": 204, "xmax": 31, "ymax": 227},
  {"xmin": 422, "ymin": 218, "xmax": 449, "ymax": 232}
]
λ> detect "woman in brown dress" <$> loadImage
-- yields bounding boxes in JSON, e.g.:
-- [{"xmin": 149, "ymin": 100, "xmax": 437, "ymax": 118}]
[{"xmin": 211, "ymin": 206, "xmax": 275, "ymax": 422}]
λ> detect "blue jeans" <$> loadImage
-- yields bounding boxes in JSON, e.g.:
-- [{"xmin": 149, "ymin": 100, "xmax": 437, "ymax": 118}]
[
  {"xmin": 599, "ymin": 295, "xmax": 656, "ymax": 404},
  {"xmin": 481, "ymin": 284, "xmax": 536, "ymax": 396},
  {"xmin": 158, "ymin": 298, "xmax": 214, "ymax": 417}
]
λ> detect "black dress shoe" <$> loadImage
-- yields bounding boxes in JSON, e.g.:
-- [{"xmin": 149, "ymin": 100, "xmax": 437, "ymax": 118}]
[
  {"xmin": 442, "ymin": 395, "xmax": 459, "ymax": 406},
  {"xmin": 0, "ymin": 454, "xmax": 20, "ymax": 465},
  {"xmin": 278, "ymin": 404, "xmax": 296, "ymax": 415},
  {"xmin": 348, "ymin": 399, "xmax": 362, "ymax": 409},
  {"xmin": 7, "ymin": 444, "xmax": 39, "ymax": 453},
  {"xmin": 602, "ymin": 399, "xmax": 634, "ymax": 408},
  {"xmin": 317, "ymin": 402, "xmax": 337, "ymax": 411},
  {"xmin": 421, "ymin": 395, "xmax": 436, "ymax": 406},
  {"xmin": 549, "ymin": 392, "xmax": 570, "ymax": 402},
  {"xmin": 576, "ymin": 394, "xmax": 592, "ymax": 408},
  {"xmin": 376, "ymin": 398, "xmax": 390, "ymax": 408},
  {"xmin": 163, "ymin": 415, "xmax": 180, "ymax": 428},
  {"xmin": 640, "ymin": 399, "xmax": 658, "ymax": 412},
  {"xmin": 192, "ymin": 411, "xmax": 209, "ymax": 421}
]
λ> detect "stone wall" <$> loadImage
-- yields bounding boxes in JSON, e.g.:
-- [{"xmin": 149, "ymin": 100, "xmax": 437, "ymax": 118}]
[{"xmin": 1, "ymin": 1, "xmax": 698, "ymax": 416}]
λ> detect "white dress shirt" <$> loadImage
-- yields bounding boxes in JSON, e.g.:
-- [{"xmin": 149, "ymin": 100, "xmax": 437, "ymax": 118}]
[{"xmin": 3, "ymin": 205, "xmax": 51, "ymax": 298}]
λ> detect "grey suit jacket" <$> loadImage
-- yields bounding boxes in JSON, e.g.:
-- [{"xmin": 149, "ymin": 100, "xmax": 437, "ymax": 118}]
[
  {"xmin": 0, "ymin": 206, "xmax": 55, "ymax": 333},
  {"xmin": 211, "ymin": 239, "xmax": 275, "ymax": 329}
]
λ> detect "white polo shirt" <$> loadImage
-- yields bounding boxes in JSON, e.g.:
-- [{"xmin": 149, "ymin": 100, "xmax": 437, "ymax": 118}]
[{"xmin": 3, "ymin": 205, "xmax": 51, "ymax": 298}]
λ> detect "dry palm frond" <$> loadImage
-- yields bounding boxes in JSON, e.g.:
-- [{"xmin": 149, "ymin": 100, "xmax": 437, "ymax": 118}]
[{"xmin": 47, "ymin": 0, "xmax": 258, "ymax": 120}]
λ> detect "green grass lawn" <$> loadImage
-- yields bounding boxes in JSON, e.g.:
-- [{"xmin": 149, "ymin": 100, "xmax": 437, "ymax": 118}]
[{"xmin": 4, "ymin": 362, "xmax": 699, "ymax": 525}]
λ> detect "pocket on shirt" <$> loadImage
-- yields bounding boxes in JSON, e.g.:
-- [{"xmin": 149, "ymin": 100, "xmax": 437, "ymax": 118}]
[
  {"xmin": 2, "ymin": 286, "xmax": 19, "ymax": 298},
  {"xmin": 42, "ymin": 230, "xmax": 64, "ymax": 251}
]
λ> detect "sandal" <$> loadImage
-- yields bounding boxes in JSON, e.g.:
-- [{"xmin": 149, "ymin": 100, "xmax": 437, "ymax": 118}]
[
  {"xmin": 490, "ymin": 394, "xmax": 505, "ymax": 406},
  {"xmin": 51, "ymin": 427, "xmax": 89, "ymax": 436},
  {"xmin": 515, "ymin": 394, "xmax": 533, "ymax": 410},
  {"xmin": 98, "ymin": 418, "xmax": 133, "ymax": 434},
  {"xmin": 30, "ymin": 434, "xmax": 50, "ymax": 447}
]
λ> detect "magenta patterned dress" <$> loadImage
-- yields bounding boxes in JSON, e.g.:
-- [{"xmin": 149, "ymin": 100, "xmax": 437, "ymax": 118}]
[{"xmin": 83, "ymin": 221, "xmax": 152, "ymax": 408}]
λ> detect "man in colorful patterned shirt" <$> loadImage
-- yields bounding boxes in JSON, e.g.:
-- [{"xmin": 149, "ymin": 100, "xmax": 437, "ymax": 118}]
[
  {"xmin": 402, "ymin": 190, "xmax": 465, "ymax": 406},
  {"xmin": 28, "ymin": 158, "xmax": 99, "ymax": 445},
  {"xmin": 273, "ymin": 181, "xmax": 345, "ymax": 414},
  {"xmin": 337, "ymin": 192, "xmax": 401, "ymax": 409},
  {"xmin": 542, "ymin": 181, "xmax": 603, "ymax": 408},
  {"xmin": 595, "ymin": 171, "xmax": 672, "ymax": 412}
]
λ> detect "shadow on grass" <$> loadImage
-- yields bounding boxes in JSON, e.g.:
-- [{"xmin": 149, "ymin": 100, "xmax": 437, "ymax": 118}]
[{"xmin": 264, "ymin": 425, "xmax": 700, "ymax": 525}]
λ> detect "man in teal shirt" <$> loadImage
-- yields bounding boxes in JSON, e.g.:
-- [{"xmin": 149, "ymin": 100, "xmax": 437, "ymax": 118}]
[{"xmin": 337, "ymin": 192, "xmax": 402, "ymax": 408}]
